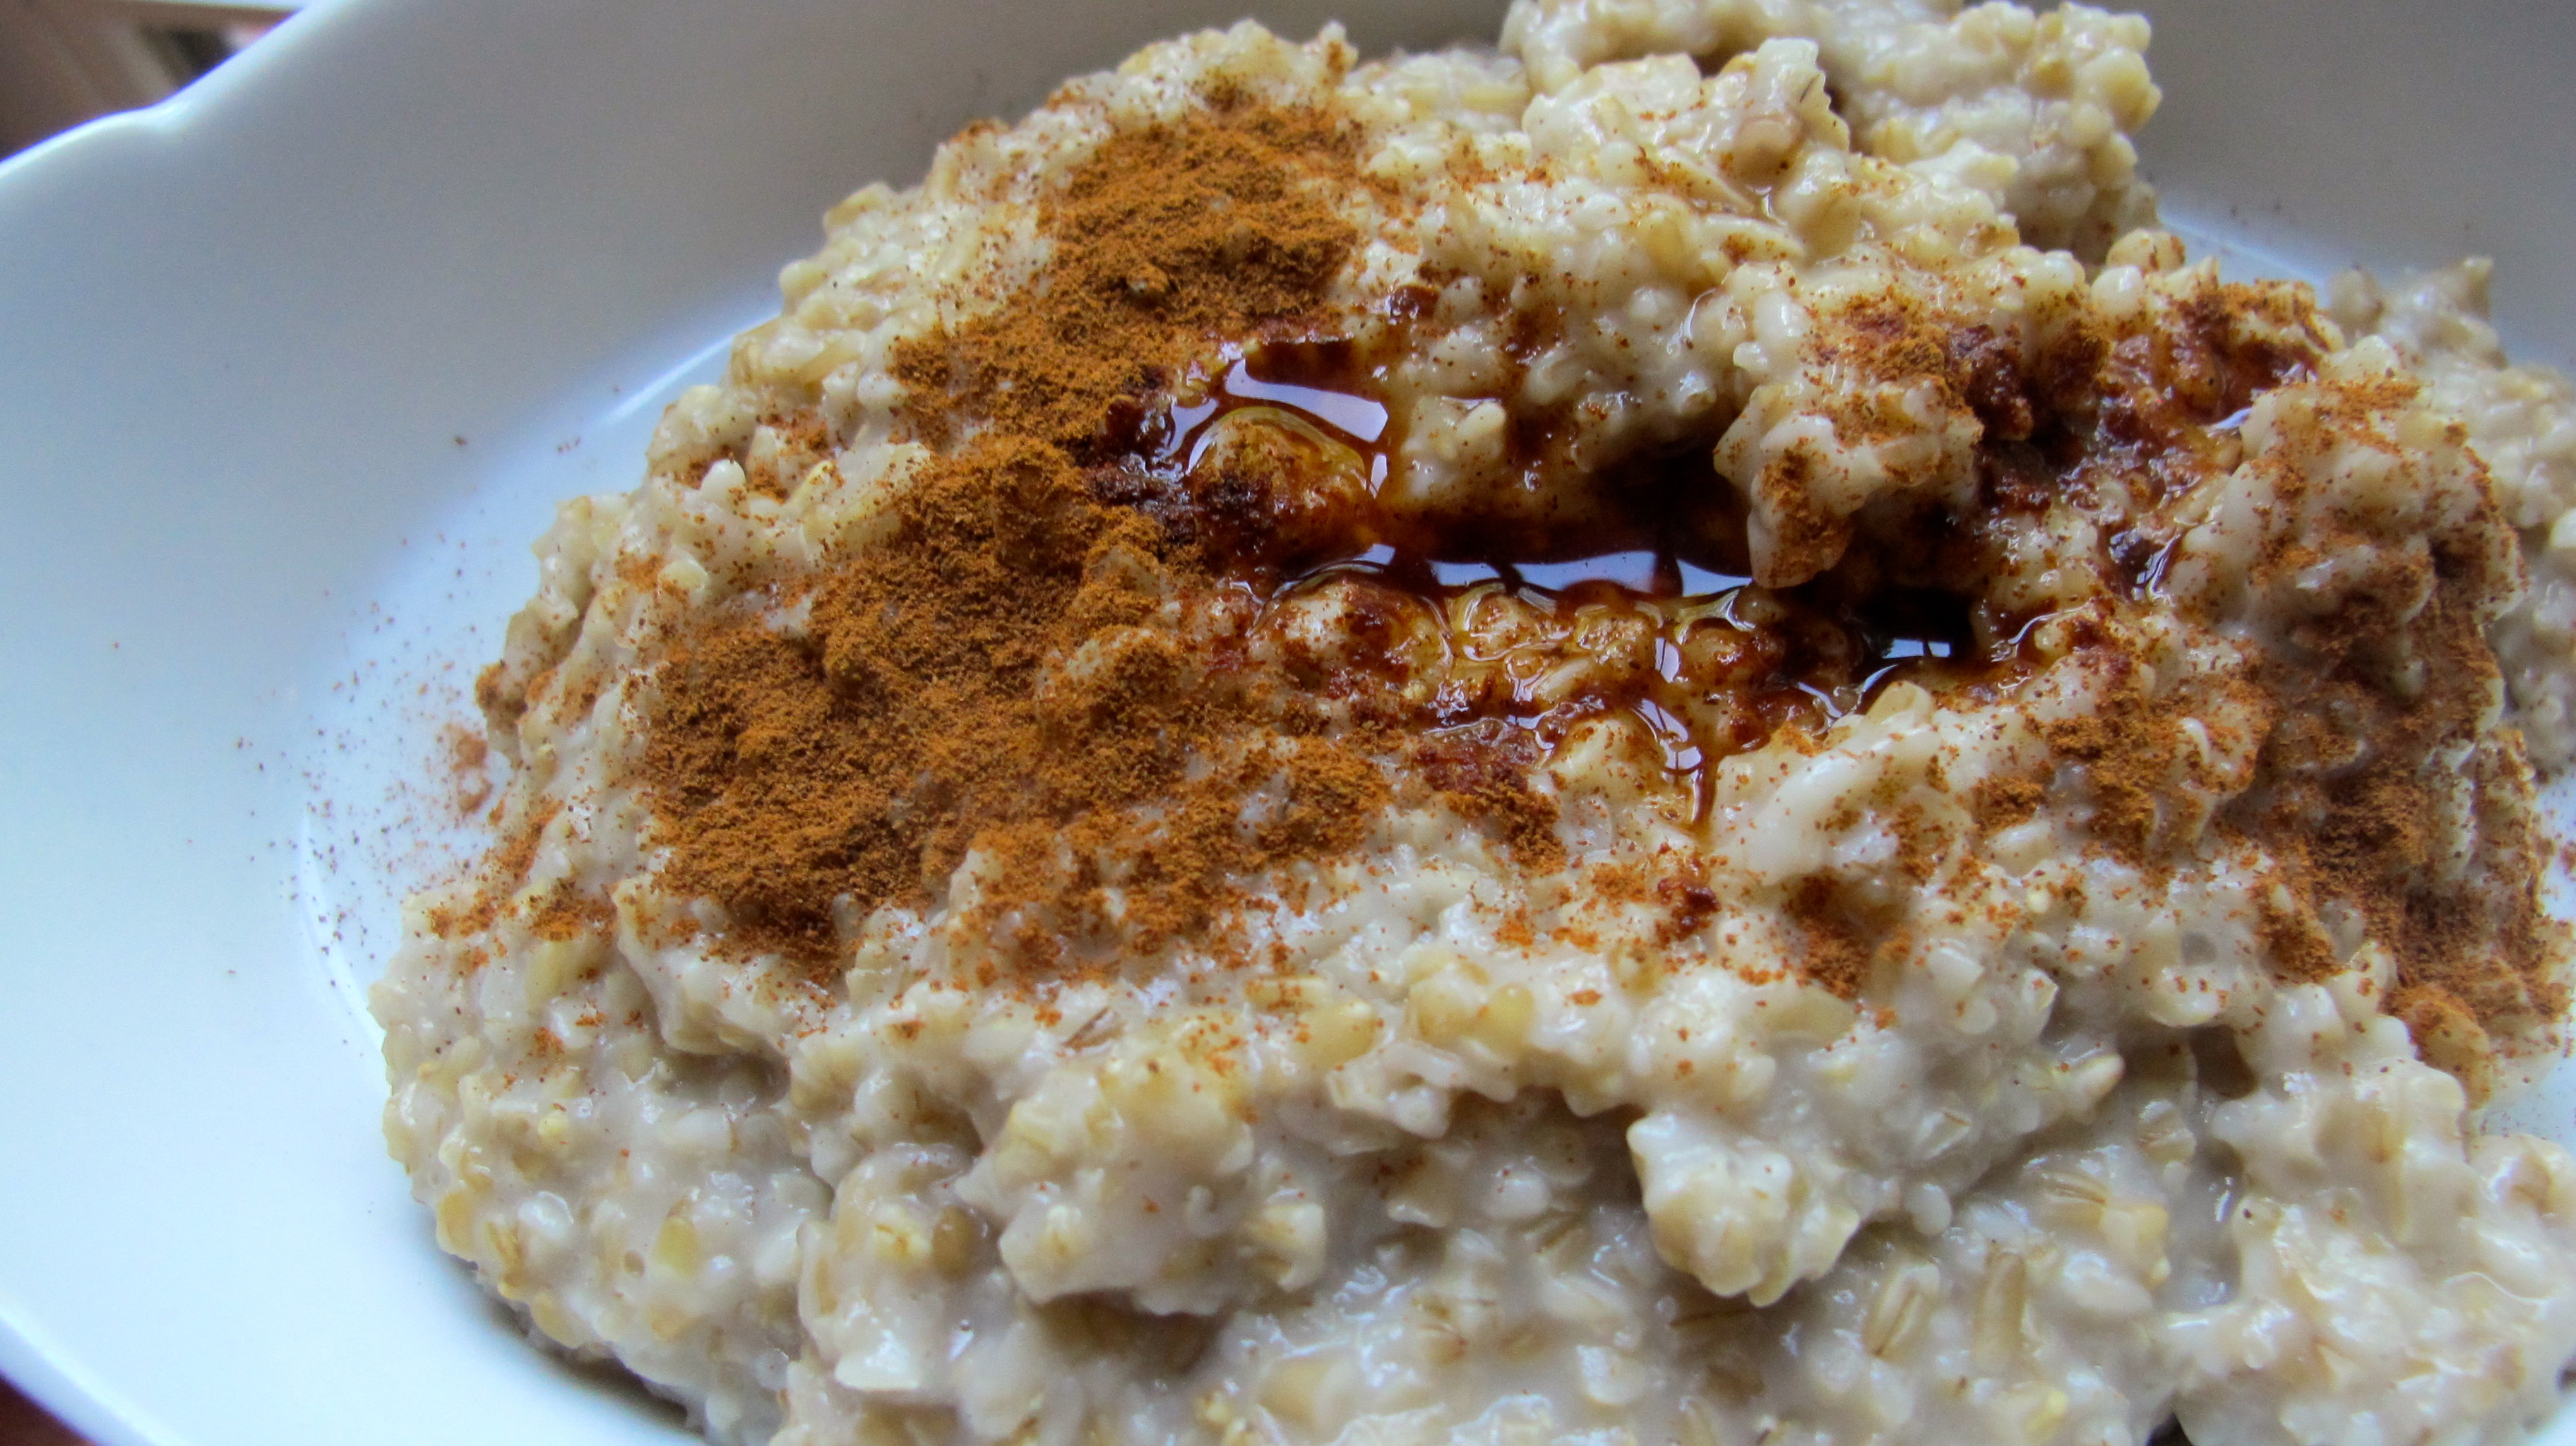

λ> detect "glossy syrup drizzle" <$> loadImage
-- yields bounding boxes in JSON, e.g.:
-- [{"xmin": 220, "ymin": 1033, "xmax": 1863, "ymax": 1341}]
[{"xmin": 1115, "ymin": 342, "xmax": 2015, "ymax": 816}]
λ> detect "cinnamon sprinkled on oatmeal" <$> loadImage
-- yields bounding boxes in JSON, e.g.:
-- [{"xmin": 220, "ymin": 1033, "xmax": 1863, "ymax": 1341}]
[
  {"xmin": 380, "ymin": 15, "xmax": 2576, "ymax": 1446},
  {"xmin": 894, "ymin": 103, "xmax": 1362, "ymax": 455},
  {"xmin": 422, "ymin": 800, "xmax": 556, "ymax": 946},
  {"xmin": 639, "ymin": 100, "xmax": 1399, "ymax": 971},
  {"xmin": 439, "ymin": 722, "xmax": 493, "ymax": 819}
]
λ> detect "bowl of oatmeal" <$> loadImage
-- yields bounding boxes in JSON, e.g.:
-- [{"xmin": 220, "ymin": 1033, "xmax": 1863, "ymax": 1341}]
[{"xmin": 1, "ymin": 3, "xmax": 2574, "ymax": 1446}]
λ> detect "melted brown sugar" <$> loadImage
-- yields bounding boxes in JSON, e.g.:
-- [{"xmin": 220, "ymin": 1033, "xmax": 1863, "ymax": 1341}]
[
  {"xmin": 446, "ymin": 94, "xmax": 2565, "ymax": 1056},
  {"xmin": 1097, "ymin": 333, "xmax": 2027, "ymax": 818}
]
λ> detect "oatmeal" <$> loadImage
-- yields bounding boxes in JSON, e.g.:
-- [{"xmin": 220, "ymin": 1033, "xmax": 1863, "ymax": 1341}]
[{"xmin": 372, "ymin": 4, "xmax": 2576, "ymax": 1445}]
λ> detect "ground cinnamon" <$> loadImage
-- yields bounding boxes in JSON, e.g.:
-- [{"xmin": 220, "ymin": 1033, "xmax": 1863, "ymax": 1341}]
[
  {"xmin": 893, "ymin": 101, "xmax": 1361, "ymax": 458},
  {"xmin": 638, "ymin": 97, "xmax": 1425, "ymax": 971},
  {"xmin": 2228, "ymin": 579, "xmax": 2566, "ymax": 1032},
  {"xmin": 607, "ymin": 84, "xmax": 2564, "ymax": 1063}
]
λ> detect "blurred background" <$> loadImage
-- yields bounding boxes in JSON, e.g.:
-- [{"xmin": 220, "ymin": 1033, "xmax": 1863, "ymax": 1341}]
[
  {"xmin": 3, "ymin": 0, "xmax": 294, "ymax": 156},
  {"xmin": 0, "ymin": 1383, "xmax": 80, "ymax": 1446}
]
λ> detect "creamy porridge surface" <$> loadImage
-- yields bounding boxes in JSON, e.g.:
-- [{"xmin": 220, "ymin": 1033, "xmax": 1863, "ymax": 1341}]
[{"xmin": 371, "ymin": 4, "xmax": 2576, "ymax": 1444}]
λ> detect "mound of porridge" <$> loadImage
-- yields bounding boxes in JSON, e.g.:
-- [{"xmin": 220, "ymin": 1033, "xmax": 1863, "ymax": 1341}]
[{"xmin": 371, "ymin": 4, "xmax": 2576, "ymax": 1444}]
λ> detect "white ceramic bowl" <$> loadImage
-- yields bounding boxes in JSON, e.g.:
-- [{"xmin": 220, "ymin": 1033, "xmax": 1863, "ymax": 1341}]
[{"xmin": 1, "ymin": 1, "xmax": 2570, "ymax": 1442}]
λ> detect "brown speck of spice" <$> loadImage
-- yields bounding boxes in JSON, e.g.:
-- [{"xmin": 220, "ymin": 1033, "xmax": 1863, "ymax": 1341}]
[
  {"xmin": 440, "ymin": 722, "xmax": 493, "ymax": 819},
  {"xmin": 1969, "ymin": 775, "xmax": 2044, "ymax": 836},
  {"xmin": 1782, "ymin": 874, "xmax": 1875, "ymax": 1000}
]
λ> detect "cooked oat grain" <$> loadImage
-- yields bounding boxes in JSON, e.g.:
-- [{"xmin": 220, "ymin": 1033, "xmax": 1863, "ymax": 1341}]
[{"xmin": 376, "ymin": 6, "xmax": 2576, "ymax": 1445}]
